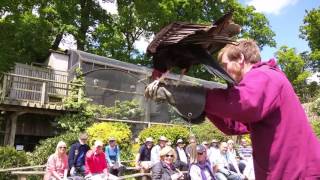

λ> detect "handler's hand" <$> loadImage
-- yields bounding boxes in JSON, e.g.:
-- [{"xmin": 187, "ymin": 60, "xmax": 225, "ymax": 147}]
[{"xmin": 145, "ymin": 80, "xmax": 176, "ymax": 105}]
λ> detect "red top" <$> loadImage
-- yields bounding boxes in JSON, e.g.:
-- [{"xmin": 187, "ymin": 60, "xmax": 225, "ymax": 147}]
[
  {"xmin": 85, "ymin": 150, "xmax": 108, "ymax": 174},
  {"xmin": 205, "ymin": 59, "xmax": 320, "ymax": 179}
]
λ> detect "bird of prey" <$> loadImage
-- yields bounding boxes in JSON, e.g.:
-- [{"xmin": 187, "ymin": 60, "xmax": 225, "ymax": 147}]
[{"xmin": 147, "ymin": 12, "xmax": 241, "ymax": 85}]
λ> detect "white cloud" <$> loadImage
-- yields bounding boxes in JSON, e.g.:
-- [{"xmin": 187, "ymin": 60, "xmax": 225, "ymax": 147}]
[
  {"xmin": 246, "ymin": 0, "xmax": 298, "ymax": 15},
  {"xmin": 98, "ymin": 0, "xmax": 118, "ymax": 14},
  {"xmin": 134, "ymin": 35, "xmax": 153, "ymax": 53}
]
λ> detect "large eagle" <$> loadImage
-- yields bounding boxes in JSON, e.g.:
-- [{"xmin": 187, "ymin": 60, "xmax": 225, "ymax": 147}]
[{"xmin": 147, "ymin": 13, "xmax": 241, "ymax": 85}]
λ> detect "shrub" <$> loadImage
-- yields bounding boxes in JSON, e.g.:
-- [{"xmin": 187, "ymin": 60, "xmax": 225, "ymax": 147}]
[
  {"xmin": 191, "ymin": 119, "xmax": 230, "ymax": 143},
  {"xmin": 28, "ymin": 132, "xmax": 78, "ymax": 165},
  {"xmin": 86, "ymin": 122, "xmax": 133, "ymax": 161},
  {"xmin": 138, "ymin": 125, "xmax": 190, "ymax": 145},
  {"xmin": 311, "ymin": 120, "xmax": 320, "ymax": 138},
  {"xmin": 0, "ymin": 146, "xmax": 29, "ymax": 180}
]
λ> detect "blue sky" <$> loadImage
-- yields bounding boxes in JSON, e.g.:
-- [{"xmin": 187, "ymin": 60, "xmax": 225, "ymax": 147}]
[{"xmin": 240, "ymin": 0, "xmax": 320, "ymax": 60}]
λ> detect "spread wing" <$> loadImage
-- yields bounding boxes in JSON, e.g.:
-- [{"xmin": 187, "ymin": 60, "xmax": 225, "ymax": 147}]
[{"xmin": 147, "ymin": 12, "xmax": 241, "ymax": 84}]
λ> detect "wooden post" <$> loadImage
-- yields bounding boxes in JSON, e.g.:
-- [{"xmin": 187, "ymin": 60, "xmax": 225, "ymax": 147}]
[
  {"xmin": 1, "ymin": 74, "xmax": 7, "ymax": 100},
  {"xmin": 40, "ymin": 82, "xmax": 47, "ymax": 105},
  {"xmin": 145, "ymin": 75, "xmax": 151, "ymax": 127},
  {"xmin": 17, "ymin": 175, "xmax": 27, "ymax": 180},
  {"xmin": 4, "ymin": 112, "xmax": 25, "ymax": 146},
  {"xmin": 8, "ymin": 113, "xmax": 18, "ymax": 147},
  {"xmin": 3, "ymin": 114, "xmax": 11, "ymax": 145}
]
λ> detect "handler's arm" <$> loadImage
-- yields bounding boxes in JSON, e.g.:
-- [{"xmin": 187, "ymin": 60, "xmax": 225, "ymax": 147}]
[
  {"xmin": 207, "ymin": 114, "xmax": 249, "ymax": 135},
  {"xmin": 205, "ymin": 70, "xmax": 281, "ymax": 124}
]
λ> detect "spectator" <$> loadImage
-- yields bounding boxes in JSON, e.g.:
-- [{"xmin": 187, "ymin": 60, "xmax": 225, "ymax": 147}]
[
  {"xmin": 189, "ymin": 144, "xmax": 216, "ymax": 180},
  {"xmin": 152, "ymin": 146, "xmax": 184, "ymax": 180},
  {"xmin": 44, "ymin": 141, "xmax": 68, "ymax": 180},
  {"xmin": 237, "ymin": 139, "xmax": 253, "ymax": 175},
  {"xmin": 211, "ymin": 142, "xmax": 243, "ymax": 180},
  {"xmin": 174, "ymin": 139, "xmax": 188, "ymax": 171},
  {"xmin": 185, "ymin": 136, "xmax": 196, "ymax": 159},
  {"xmin": 238, "ymin": 139, "xmax": 252, "ymax": 162},
  {"xmin": 68, "ymin": 132, "xmax": 90, "ymax": 177},
  {"xmin": 151, "ymin": 136, "xmax": 168, "ymax": 165},
  {"xmin": 227, "ymin": 139, "xmax": 236, "ymax": 158},
  {"xmin": 208, "ymin": 139, "xmax": 219, "ymax": 160},
  {"xmin": 85, "ymin": 140, "xmax": 117, "ymax": 180},
  {"xmin": 202, "ymin": 141, "xmax": 210, "ymax": 150},
  {"xmin": 135, "ymin": 137, "xmax": 153, "ymax": 180},
  {"xmin": 105, "ymin": 137, "xmax": 124, "ymax": 176}
]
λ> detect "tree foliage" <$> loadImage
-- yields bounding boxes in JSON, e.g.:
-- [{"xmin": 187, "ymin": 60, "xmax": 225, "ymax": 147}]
[
  {"xmin": 0, "ymin": 146, "xmax": 29, "ymax": 180},
  {"xmin": 300, "ymin": 6, "xmax": 320, "ymax": 71},
  {"xmin": 275, "ymin": 46, "xmax": 315, "ymax": 102},
  {"xmin": 86, "ymin": 122, "xmax": 133, "ymax": 160},
  {"xmin": 1, "ymin": 0, "xmax": 276, "ymax": 79},
  {"xmin": 191, "ymin": 119, "xmax": 230, "ymax": 143},
  {"xmin": 138, "ymin": 125, "xmax": 190, "ymax": 145},
  {"xmin": 28, "ymin": 132, "xmax": 78, "ymax": 166},
  {"xmin": 0, "ymin": 1, "xmax": 56, "ymax": 72}
]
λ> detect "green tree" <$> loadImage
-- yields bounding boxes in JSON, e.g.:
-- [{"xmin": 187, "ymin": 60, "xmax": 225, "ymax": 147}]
[
  {"xmin": 191, "ymin": 119, "xmax": 230, "ymax": 143},
  {"xmin": 130, "ymin": 0, "xmax": 276, "ymax": 80},
  {"xmin": 0, "ymin": 1, "xmax": 56, "ymax": 72},
  {"xmin": 133, "ymin": 0, "xmax": 276, "ymax": 48},
  {"xmin": 300, "ymin": 7, "xmax": 320, "ymax": 71},
  {"xmin": 276, "ymin": 46, "xmax": 311, "ymax": 102}
]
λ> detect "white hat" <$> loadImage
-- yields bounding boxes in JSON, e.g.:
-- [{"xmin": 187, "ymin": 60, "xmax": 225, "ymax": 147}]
[
  {"xmin": 211, "ymin": 139, "xmax": 218, "ymax": 143},
  {"xmin": 159, "ymin": 136, "xmax": 168, "ymax": 141},
  {"xmin": 146, "ymin": 137, "xmax": 153, "ymax": 142},
  {"xmin": 177, "ymin": 139, "xmax": 183, "ymax": 144},
  {"xmin": 94, "ymin": 140, "xmax": 103, "ymax": 147},
  {"xmin": 202, "ymin": 141, "xmax": 209, "ymax": 145}
]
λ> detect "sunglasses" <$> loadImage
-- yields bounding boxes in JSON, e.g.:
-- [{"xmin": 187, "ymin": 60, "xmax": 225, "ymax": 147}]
[
  {"xmin": 165, "ymin": 154, "xmax": 174, "ymax": 158},
  {"xmin": 197, "ymin": 152, "xmax": 204, "ymax": 155},
  {"xmin": 59, "ymin": 147, "xmax": 67, "ymax": 149}
]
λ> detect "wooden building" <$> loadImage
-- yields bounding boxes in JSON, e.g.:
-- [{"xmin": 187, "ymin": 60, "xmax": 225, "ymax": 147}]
[{"xmin": 0, "ymin": 50, "xmax": 224, "ymax": 151}]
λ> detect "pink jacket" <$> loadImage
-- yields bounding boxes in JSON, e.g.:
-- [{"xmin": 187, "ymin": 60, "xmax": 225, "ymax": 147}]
[
  {"xmin": 46, "ymin": 153, "xmax": 68, "ymax": 178},
  {"xmin": 205, "ymin": 59, "xmax": 320, "ymax": 179}
]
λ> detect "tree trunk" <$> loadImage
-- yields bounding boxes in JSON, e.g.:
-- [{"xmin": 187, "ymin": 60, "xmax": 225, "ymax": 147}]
[
  {"xmin": 51, "ymin": 32, "xmax": 64, "ymax": 50},
  {"xmin": 78, "ymin": 0, "xmax": 91, "ymax": 51}
]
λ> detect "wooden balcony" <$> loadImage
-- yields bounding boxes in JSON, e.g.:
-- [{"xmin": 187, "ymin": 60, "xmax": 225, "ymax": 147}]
[{"xmin": 0, "ymin": 64, "xmax": 70, "ymax": 113}]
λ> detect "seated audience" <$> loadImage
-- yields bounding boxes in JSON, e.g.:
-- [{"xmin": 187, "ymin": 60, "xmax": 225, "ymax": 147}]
[
  {"xmin": 68, "ymin": 132, "xmax": 90, "ymax": 177},
  {"xmin": 211, "ymin": 142, "xmax": 244, "ymax": 180},
  {"xmin": 105, "ymin": 137, "xmax": 124, "ymax": 176},
  {"xmin": 189, "ymin": 144, "xmax": 216, "ymax": 180},
  {"xmin": 151, "ymin": 146, "xmax": 184, "ymax": 180},
  {"xmin": 151, "ymin": 136, "xmax": 168, "ymax": 165},
  {"xmin": 135, "ymin": 137, "xmax": 154, "ymax": 180},
  {"xmin": 85, "ymin": 140, "xmax": 118, "ymax": 180},
  {"xmin": 227, "ymin": 139, "xmax": 237, "ymax": 158},
  {"xmin": 238, "ymin": 139, "xmax": 254, "ymax": 177},
  {"xmin": 208, "ymin": 139, "xmax": 219, "ymax": 160},
  {"xmin": 174, "ymin": 139, "xmax": 188, "ymax": 171},
  {"xmin": 44, "ymin": 141, "xmax": 68, "ymax": 180}
]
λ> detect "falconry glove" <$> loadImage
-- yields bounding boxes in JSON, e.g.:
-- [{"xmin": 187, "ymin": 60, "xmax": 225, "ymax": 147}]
[{"xmin": 145, "ymin": 80, "xmax": 207, "ymax": 124}]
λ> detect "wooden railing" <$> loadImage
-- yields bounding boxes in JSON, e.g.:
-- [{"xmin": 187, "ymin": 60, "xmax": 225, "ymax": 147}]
[
  {"xmin": 0, "ymin": 72, "xmax": 74, "ymax": 109},
  {"xmin": 0, "ymin": 161, "xmax": 178, "ymax": 180}
]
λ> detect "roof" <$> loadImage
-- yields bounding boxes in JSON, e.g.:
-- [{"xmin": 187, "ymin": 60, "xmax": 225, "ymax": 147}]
[{"xmin": 68, "ymin": 49, "xmax": 226, "ymax": 89}]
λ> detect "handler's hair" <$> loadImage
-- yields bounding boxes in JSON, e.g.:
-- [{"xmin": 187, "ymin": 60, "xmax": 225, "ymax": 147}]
[{"xmin": 218, "ymin": 39, "xmax": 261, "ymax": 64}]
